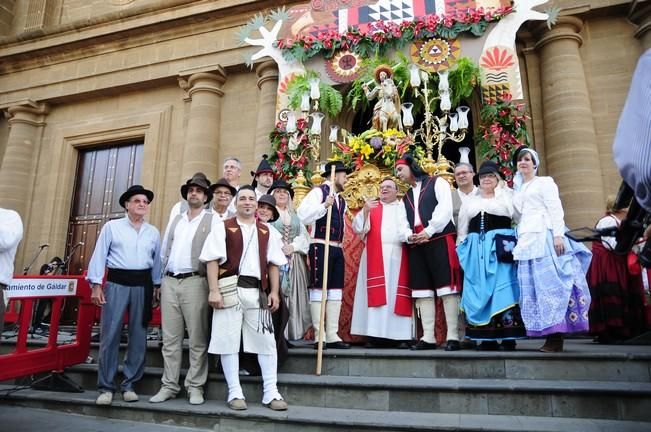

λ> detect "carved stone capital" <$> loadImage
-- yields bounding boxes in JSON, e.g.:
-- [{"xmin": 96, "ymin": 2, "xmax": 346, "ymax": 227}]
[
  {"xmin": 5, "ymin": 100, "xmax": 49, "ymax": 127},
  {"xmin": 534, "ymin": 16, "xmax": 584, "ymax": 51},
  {"xmin": 255, "ymin": 60, "xmax": 279, "ymax": 90}
]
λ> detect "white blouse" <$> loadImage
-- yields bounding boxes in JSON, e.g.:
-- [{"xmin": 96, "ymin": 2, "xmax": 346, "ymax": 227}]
[
  {"xmin": 512, "ymin": 176, "xmax": 565, "ymax": 260},
  {"xmin": 457, "ymin": 187, "xmax": 514, "ymax": 244}
]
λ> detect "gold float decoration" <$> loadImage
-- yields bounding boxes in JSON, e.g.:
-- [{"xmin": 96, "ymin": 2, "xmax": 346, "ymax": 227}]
[
  {"xmin": 341, "ymin": 163, "xmax": 409, "ymax": 214},
  {"xmin": 291, "ymin": 170, "xmax": 311, "ymax": 208}
]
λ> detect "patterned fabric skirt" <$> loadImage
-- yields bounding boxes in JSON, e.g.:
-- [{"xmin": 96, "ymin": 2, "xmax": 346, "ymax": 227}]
[
  {"xmin": 587, "ymin": 242, "xmax": 646, "ymax": 342},
  {"xmin": 283, "ymin": 252, "xmax": 312, "ymax": 340},
  {"xmin": 517, "ymin": 231, "xmax": 592, "ymax": 337},
  {"xmin": 465, "ymin": 305, "xmax": 526, "ymax": 341}
]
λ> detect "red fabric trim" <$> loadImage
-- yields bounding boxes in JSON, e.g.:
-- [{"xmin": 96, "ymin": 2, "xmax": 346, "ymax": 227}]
[
  {"xmin": 394, "ymin": 246, "xmax": 412, "ymax": 316},
  {"xmin": 444, "ymin": 234, "xmax": 462, "ymax": 294},
  {"xmin": 366, "ymin": 205, "xmax": 387, "ymax": 307},
  {"xmin": 395, "ymin": 159, "xmax": 408, "ymax": 167}
]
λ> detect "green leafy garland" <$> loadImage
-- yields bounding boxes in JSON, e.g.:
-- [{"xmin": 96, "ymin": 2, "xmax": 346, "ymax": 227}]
[
  {"xmin": 285, "ymin": 70, "xmax": 343, "ymax": 118},
  {"xmin": 475, "ymin": 94, "xmax": 531, "ymax": 184},
  {"xmin": 276, "ymin": 7, "xmax": 513, "ymax": 62}
]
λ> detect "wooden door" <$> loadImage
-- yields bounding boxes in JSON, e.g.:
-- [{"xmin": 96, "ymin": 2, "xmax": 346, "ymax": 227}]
[{"xmin": 62, "ymin": 142, "xmax": 143, "ymax": 322}]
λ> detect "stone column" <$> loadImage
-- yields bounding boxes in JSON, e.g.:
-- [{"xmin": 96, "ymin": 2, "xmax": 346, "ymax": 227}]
[
  {"xmin": 253, "ymin": 60, "xmax": 279, "ymax": 161},
  {"xmin": 535, "ymin": 17, "xmax": 604, "ymax": 230},
  {"xmin": 0, "ymin": 101, "xmax": 48, "ymax": 216},
  {"xmin": 630, "ymin": 2, "xmax": 651, "ymax": 51},
  {"xmin": 179, "ymin": 68, "xmax": 227, "ymax": 181}
]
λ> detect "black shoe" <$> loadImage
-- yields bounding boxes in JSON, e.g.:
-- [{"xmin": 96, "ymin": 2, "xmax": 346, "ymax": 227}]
[
  {"xmin": 287, "ymin": 341, "xmax": 296, "ymax": 349},
  {"xmin": 409, "ymin": 340, "xmax": 437, "ymax": 350},
  {"xmin": 460, "ymin": 340, "xmax": 477, "ymax": 350},
  {"xmin": 364, "ymin": 341, "xmax": 379, "ymax": 348},
  {"xmin": 313, "ymin": 342, "xmax": 326, "ymax": 350},
  {"xmin": 444, "ymin": 340, "xmax": 461, "ymax": 351},
  {"xmin": 477, "ymin": 341, "xmax": 500, "ymax": 351},
  {"xmin": 500, "ymin": 340, "xmax": 516, "ymax": 351},
  {"xmin": 396, "ymin": 342, "xmax": 410, "ymax": 349},
  {"xmin": 325, "ymin": 341, "xmax": 351, "ymax": 349}
]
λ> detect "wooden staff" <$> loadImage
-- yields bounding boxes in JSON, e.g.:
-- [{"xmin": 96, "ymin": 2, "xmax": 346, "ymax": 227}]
[{"xmin": 316, "ymin": 164, "xmax": 337, "ymax": 375}]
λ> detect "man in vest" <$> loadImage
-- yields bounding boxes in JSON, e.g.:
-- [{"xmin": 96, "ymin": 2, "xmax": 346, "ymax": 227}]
[
  {"xmin": 297, "ymin": 160, "xmax": 351, "ymax": 349},
  {"xmin": 200, "ymin": 185, "xmax": 288, "ymax": 411},
  {"xmin": 395, "ymin": 154, "xmax": 462, "ymax": 351},
  {"xmin": 351, "ymin": 177, "xmax": 413, "ymax": 347},
  {"xmin": 87, "ymin": 185, "xmax": 161, "ymax": 405},
  {"xmin": 251, "ymin": 155, "xmax": 275, "ymax": 199},
  {"xmin": 149, "ymin": 173, "xmax": 218, "ymax": 405}
]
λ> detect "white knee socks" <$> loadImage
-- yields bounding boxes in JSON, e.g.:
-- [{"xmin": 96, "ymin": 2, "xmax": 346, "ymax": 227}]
[
  {"xmin": 442, "ymin": 294, "xmax": 460, "ymax": 342},
  {"xmin": 220, "ymin": 353, "xmax": 244, "ymax": 402},
  {"xmin": 325, "ymin": 301, "xmax": 343, "ymax": 343},
  {"xmin": 258, "ymin": 353, "xmax": 282, "ymax": 404},
  {"xmin": 415, "ymin": 298, "xmax": 436, "ymax": 343}
]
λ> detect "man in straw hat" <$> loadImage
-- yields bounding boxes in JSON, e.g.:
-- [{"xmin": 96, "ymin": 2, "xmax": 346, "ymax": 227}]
[
  {"xmin": 209, "ymin": 177, "xmax": 237, "ymax": 220},
  {"xmin": 395, "ymin": 154, "xmax": 463, "ymax": 351},
  {"xmin": 297, "ymin": 160, "xmax": 351, "ymax": 349},
  {"xmin": 87, "ymin": 184, "xmax": 161, "ymax": 405},
  {"xmin": 200, "ymin": 185, "xmax": 288, "ymax": 411},
  {"xmin": 150, "ymin": 173, "xmax": 219, "ymax": 405}
]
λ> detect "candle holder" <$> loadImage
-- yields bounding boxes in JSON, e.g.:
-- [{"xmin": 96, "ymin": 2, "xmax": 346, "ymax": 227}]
[{"xmin": 404, "ymin": 64, "xmax": 470, "ymax": 184}]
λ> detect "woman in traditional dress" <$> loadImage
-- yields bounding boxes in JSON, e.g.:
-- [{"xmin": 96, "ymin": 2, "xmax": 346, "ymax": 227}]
[
  {"xmin": 587, "ymin": 196, "xmax": 646, "ymax": 343},
  {"xmin": 512, "ymin": 147, "xmax": 592, "ymax": 352},
  {"xmin": 269, "ymin": 179, "xmax": 312, "ymax": 342},
  {"xmin": 456, "ymin": 161, "xmax": 526, "ymax": 351}
]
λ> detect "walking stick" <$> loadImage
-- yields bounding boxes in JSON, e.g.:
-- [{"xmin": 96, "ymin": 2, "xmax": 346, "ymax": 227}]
[{"xmin": 316, "ymin": 164, "xmax": 337, "ymax": 375}]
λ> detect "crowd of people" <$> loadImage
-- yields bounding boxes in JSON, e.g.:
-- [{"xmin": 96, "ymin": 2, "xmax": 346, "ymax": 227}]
[{"xmin": 83, "ymin": 144, "xmax": 649, "ymax": 411}]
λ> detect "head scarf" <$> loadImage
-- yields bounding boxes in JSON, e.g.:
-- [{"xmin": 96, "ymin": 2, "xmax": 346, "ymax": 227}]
[{"xmin": 512, "ymin": 148, "xmax": 540, "ymax": 191}]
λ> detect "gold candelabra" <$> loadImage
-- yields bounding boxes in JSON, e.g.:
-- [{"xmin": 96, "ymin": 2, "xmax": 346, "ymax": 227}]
[{"xmin": 404, "ymin": 66, "xmax": 469, "ymax": 185}]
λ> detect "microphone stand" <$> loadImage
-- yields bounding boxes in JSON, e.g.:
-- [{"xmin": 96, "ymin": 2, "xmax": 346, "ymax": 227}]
[
  {"xmin": 23, "ymin": 245, "xmax": 49, "ymax": 275},
  {"xmin": 61, "ymin": 242, "xmax": 83, "ymax": 275}
]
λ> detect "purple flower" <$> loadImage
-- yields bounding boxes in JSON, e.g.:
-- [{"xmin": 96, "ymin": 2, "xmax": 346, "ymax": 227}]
[{"xmin": 370, "ymin": 136, "xmax": 383, "ymax": 149}]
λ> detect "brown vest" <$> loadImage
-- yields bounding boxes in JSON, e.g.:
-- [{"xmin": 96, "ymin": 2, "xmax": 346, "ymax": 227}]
[
  {"xmin": 219, "ymin": 217, "xmax": 270, "ymax": 291},
  {"xmin": 163, "ymin": 212, "xmax": 214, "ymax": 276}
]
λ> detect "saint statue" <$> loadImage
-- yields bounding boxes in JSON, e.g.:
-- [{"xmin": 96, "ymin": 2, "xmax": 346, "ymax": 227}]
[{"xmin": 363, "ymin": 65, "xmax": 403, "ymax": 132}]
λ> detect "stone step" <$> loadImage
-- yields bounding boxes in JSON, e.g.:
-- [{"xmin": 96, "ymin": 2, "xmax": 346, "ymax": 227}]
[
  {"xmin": 59, "ymin": 364, "xmax": 651, "ymax": 421},
  {"xmin": 2, "ymin": 386, "xmax": 650, "ymax": 432},
  {"xmin": 84, "ymin": 339, "xmax": 651, "ymax": 382}
]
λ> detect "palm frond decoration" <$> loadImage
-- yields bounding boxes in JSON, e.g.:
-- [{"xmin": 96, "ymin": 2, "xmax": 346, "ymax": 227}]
[
  {"xmin": 250, "ymin": 13, "xmax": 268, "ymax": 30},
  {"xmin": 269, "ymin": 7, "xmax": 290, "ymax": 22},
  {"xmin": 235, "ymin": 26, "xmax": 252, "ymax": 46},
  {"xmin": 545, "ymin": 7, "xmax": 561, "ymax": 30}
]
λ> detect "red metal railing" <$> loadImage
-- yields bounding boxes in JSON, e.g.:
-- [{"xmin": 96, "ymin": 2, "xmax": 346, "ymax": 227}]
[{"xmin": 0, "ymin": 275, "xmax": 94, "ymax": 382}]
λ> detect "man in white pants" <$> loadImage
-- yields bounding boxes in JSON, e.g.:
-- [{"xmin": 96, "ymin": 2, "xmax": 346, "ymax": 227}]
[{"xmin": 200, "ymin": 185, "xmax": 288, "ymax": 411}]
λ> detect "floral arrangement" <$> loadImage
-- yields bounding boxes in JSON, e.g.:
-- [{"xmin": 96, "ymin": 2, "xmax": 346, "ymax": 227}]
[
  {"xmin": 331, "ymin": 128, "xmax": 425, "ymax": 170},
  {"xmin": 475, "ymin": 94, "xmax": 531, "ymax": 184},
  {"xmin": 276, "ymin": 7, "xmax": 513, "ymax": 62},
  {"xmin": 268, "ymin": 118, "xmax": 314, "ymax": 182},
  {"xmin": 285, "ymin": 70, "xmax": 343, "ymax": 118}
]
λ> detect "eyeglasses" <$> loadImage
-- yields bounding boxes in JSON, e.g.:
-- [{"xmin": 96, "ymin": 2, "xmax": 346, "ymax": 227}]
[
  {"xmin": 214, "ymin": 191, "xmax": 232, "ymax": 196},
  {"xmin": 379, "ymin": 185, "xmax": 396, "ymax": 190},
  {"xmin": 455, "ymin": 171, "xmax": 471, "ymax": 176},
  {"xmin": 130, "ymin": 199, "xmax": 150, "ymax": 205}
]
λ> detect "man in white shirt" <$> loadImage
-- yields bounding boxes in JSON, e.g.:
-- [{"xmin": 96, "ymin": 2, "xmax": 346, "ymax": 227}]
[
  {"xmin": 395, "ymin": 154, "xmax": 462, "ymax": 351},
  {"xmin": 297, "ymin": 161, "xmax": 351, "ymax": 349},
  {"xmin": 0, "ymin": 208, "xmax": 23, "ymax": 338},
  {"xmin": 251, "ymin": 155, "xmax": 275, "ymax": 199},
  {"xmin": 351, "ymin": 178, "xmax": 413, "ymax": 346},
  {"xmin": 452, "ymin": 162, "xmax": 478, "ymax": 226},
  {"xmin": 200, "ymin": 186, "xmax": 288, "ymax": 411},
  {"xmin": 150, "ymin": 174, "xmax": 218, "ymax": 406}
]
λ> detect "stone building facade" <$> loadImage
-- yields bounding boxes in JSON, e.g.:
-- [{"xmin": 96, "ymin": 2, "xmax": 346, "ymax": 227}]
[{"xmin": 0, "ymin": 0, "xmax": 649, "ymax": 273}]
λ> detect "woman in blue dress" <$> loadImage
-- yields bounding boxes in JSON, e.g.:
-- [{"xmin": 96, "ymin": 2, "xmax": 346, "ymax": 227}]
[{"xmin": 457, "ymin": 161, "xmax": 526, "ymax": 350}]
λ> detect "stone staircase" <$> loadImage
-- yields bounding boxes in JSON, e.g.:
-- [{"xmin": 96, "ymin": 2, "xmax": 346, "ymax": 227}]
[{"xmin": 2, "ymin": 338, "xmax": 651, "ymax": 431}]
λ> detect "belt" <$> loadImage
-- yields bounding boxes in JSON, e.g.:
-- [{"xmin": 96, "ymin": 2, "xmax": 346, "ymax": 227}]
[
  {"xmin": 238, "ymin": 275, "xmax": 261, "ymax": 289},
  {"xmin": 312, "ymin": 238, "xmax": 343, "ymax": 248},
  {"xmin": 165, "ymin": 271, "xmax": 200, "ymax": 280}
]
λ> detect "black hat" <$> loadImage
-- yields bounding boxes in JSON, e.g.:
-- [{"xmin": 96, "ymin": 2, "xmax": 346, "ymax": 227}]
[
  {"xmin": 119, "ymin": 185, "xmax": 154, "ymax": 208},
  {"xmin": 257, "ymin": 194, "xmax": 279, "ymax": 222},
  {"xmin": 209, "ymin": 177, "xmax": 237, "ymax": 197},
  {"xmin": 251, "ymin": 154, "xmax": 275, "ymax": 187},
  {"xmin": 268, "ymin": 179, "xmax": 294, "ymax": 199},
  {"xmin": 180, "ymin": 172, "xmax": 213, "ymax": 203},
  {"xmin": 477, "ymin": 160, "xmax": 501, "ymax": 178},
  {"xmin": 322, "ymin": 160, "xmax": 352, "ymax": 177}
]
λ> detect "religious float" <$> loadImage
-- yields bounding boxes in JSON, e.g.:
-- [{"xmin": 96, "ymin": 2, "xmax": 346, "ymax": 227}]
[{"xmin": 238, "ymin": 0, "xmax": 557, "ymax": 343}]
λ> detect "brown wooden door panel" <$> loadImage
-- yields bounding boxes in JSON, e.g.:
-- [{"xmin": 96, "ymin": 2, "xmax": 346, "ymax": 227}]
[{"xmin": 63, "ymin": 141, "xmax": 143, "ymax": 323}]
